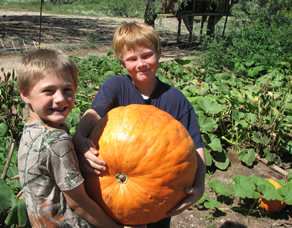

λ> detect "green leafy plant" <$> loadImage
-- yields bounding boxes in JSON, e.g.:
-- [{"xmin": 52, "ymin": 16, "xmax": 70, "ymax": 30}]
[
  {"xmin": 197, "ymin": 175, "xmax": 292, "ymax": 213},
  {"xmin": 0, "ymin": 69, "xmax": 25, "ymax": 142},
  {"xmin": 0, "ymin": 161, "xmax": 27, "ymax": 227}
]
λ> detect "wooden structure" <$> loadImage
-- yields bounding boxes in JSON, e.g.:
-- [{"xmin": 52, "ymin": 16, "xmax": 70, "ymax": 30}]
[{"xmin": 159, "ymin": 0, "xmax": 236, "ymax": 43}]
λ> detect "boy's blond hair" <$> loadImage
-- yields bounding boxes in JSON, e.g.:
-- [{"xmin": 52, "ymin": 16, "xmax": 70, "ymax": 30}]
[
  {"xmin": 112, "ymin": 22, "xmax": 161, "ymax": 64},
  {"xmin": 18, "ymin": 49, "xmax": 78, "ymax": 94}
]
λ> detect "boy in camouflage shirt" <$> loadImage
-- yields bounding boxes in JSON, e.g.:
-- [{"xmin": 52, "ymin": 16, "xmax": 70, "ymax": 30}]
[{"xmin": 17, "ymin": 49, "xmax": 137, "ymax": 228}]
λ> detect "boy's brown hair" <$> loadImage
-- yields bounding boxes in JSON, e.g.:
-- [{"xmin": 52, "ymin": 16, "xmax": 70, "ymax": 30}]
[
  {"xmin": 112, "ymin": 22, "xmax": 161, "ymax": 64},
  {"xmin": 18, "ymin": 49, "xmax": 79, "ymax": 94}
]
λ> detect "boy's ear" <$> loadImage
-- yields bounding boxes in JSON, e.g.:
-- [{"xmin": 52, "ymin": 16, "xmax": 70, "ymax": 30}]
[
  {"xmin": 157, "ymin": 50, "xmax": 161, "ymax": 60},
  {"xmin": 19, "ymin": 90, "xmax": 31, "ymax": 104}
]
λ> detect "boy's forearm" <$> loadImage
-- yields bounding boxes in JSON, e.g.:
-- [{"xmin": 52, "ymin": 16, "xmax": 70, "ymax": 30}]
[
  {"xmin": 64, "ymin": 185, "xmax": 122, "ymax": 228},
  {"xmin": 74, "ymin": 199, "xmax": 121, "ymax": 228},
  {"xmin": 193, "ymin": 147, "xmax": 206, "ymax": 189},
  {"xmin": 73, "ymin": 109, "xmax": 101, "ymax": 139}
]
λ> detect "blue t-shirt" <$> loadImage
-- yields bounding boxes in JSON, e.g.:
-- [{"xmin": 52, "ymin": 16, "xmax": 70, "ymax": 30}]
[{"xmin": 90, "ymin": 74, "xmax": 205, "ymax": 149}]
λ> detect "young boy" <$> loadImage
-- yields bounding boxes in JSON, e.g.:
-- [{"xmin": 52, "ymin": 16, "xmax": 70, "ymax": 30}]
[
  {"xmin": 17, "ymin": 49, "xmax": 140, "ymax": 228},
  {"xmin": 73, "ymin": 22, "xmax": 206, "ymax": 228}
]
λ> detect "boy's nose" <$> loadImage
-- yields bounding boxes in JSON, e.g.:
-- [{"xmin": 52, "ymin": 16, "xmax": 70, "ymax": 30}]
[
  {"xmin": 137, "ymin": 58, "xmax": 146, "ymax": 67},
  {"xmin": 54, "ymin": 90, "xmax": 65, "ymax": 103}
]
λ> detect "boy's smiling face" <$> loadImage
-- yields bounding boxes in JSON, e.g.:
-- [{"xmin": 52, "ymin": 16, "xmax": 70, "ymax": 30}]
[
  {"xmin": 122, "ymin": 45, "xmax": 160, "ymax": 84},
  {"xmin": 20, "ymin": 72, "xmax": 75, "ymax": 128}
]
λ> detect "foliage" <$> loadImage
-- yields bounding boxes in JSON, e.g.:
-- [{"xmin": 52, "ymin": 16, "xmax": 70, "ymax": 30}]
[
  {"xmin": 199, "ymin": 21, "xmax": 292, "ymax": 71},
  {"xmin": 0, "ymin": 69, "xmax": 25, "ymax": 142},
  {"xmin": 234, "ymin": 0, "xmax": 292, "ymax": 25},
  {"xmin": 0, "ymin": 167, "xmax": 27, "ymax": 227},
  {"xmin": 0, "ymin": 69, "xmax": 26, "ymax": 227},
  {"xmin": 70, "ymin": 51, "xmax": 125, "ymax": 114},
  {"xmin": 196, "ymin": 175, "xmax": 292, "ymax": 212},
  {"xmin": 101, "ymin": 0, "xmax": 147, "ymax": 18}
]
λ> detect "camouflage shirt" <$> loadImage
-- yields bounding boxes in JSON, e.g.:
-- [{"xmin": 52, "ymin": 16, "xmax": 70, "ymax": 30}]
[{"xmin": 18, "ymin": 120, "xmax": 93, "ymax": 227}]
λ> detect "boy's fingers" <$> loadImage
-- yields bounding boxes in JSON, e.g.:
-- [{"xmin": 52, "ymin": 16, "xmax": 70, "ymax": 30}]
[{"xmin": 89, "ymin": 147, "xmax": 99, "ymax": 155}]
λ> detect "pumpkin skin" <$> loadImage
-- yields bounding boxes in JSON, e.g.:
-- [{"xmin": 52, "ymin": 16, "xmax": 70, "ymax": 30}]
[
  {"xmin": 259, "ymin": 178, "xmax": 286, "ymax": 213},
  {"xmin": 84, "ymin": 104, "xmax": 197, "ymax": 225}
]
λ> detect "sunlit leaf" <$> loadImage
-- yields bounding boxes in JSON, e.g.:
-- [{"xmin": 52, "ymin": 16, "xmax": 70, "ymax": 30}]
[
  {"xmin": 257, "ymin": 182, "xmax": 283, "ymax": 201},
  {"xmin": 238, "ymin": 149, "xmax": 256, "ymax": 166},
  {"xmin": 196, "ymin": 193, "xmax": 208, "ymax": 205},
  {"xmin": 252, "ymin": 132, "xmax": 269, "ymax": 144},
  {"xmin": 174, "ymin": 59, "xmax": 191, "ymax": 65},
  {"xmin": 230, "ymin": 175, "xmax": 260, "ymax": 199},
  {"xmin": 0, "ymin": 123, "xmax": 8, "ymax": 137},
  {"xmin": 230, "ymin": 90, "xmax": 245, "ymax": 103},
  {"xmin": 197, "ymin": 97, "xmax": 226, "ymax": 114},
  {"xmin": 278, "ymin": 182, "xmax": 292, "ymax": 205},
  {"xmin": 0, "ymin": 179, "xmax": 15, "ymax": 210},
  {"xmin": 213, "ymin": 150, "xmax": 230, "ymax": 170},
  {"xmin": 197, "ymin": 115, "xmax": 217, "ymax": 133},
  {"xmin": 5, "ymin": 199, "xmax": 28, "ymax": 227},
  {"xmin": 204, "ymin": 148, "xmax": 213, "ymax": 167},
  {"xmin": 203, "ymin": 133, "xmax": 223, "ymax": 152},
  {"xmin": 208, "ymin": 179, "xmax": 233, "ymax": 196},
  {"xmin": 204, "ymin": 197, "xmax": 222, "ymax": 209}
]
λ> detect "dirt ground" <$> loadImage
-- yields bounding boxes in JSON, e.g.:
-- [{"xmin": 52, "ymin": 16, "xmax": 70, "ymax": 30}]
[{"xmin": 1, "ymin": 10, "xmax": 291, "ymax": 228}]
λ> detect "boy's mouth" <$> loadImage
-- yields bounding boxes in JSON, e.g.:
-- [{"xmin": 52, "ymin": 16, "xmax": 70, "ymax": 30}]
[{"xmin": 50, "ymin": 107, "xmax": 67, "ymax": 113}]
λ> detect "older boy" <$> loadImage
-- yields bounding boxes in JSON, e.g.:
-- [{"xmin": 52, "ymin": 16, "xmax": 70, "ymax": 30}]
[
  {"xmin": 17, "ymin": 48, "xmax": 140, "ymax": 228},
  {"xmin": 73, "ymin": 22, "xmax": 206, "ymax": 228}
]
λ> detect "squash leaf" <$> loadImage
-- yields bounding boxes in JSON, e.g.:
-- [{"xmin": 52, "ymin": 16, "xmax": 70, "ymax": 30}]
[
  {"xmin": 204, "ymin": 148, "xmax": 213, "ymax": 167},
  {"xmin": 196, "ymin": 192, "xmax": 208, "ymax": 205},
  {"xmin": 238, "ymin": 148, "xmax": 256, "ymax": 166},
  {"xmin": 213, "ymin": 150, "xmax": 230, "ymax": 170},
  {"xmin": 257, "ymin": 183, "xmax": 283, "ymax": 201},
  {"xmin": 0, "ymin": 123, "xmax": 9, "ymax": 137},
  {"xmin": 197, "ymin": 115, "xmax": 217, "ymax": 133},
  {"xmin": 204, "ymin": 197, "xmax": 222, "ymax": 210},
  {"xmin": 197, "ymin": 97, "xmax": 226, "ymax": 114},
  {"xmin": 252, "ymin": 132, "xmax": 269, "ymax": 144},
  {"xmin": 5, "ymin": 198, "xmax": 28, "ymax": 227},
  {"xmin": 0, "ymin": 179, "xmax": 15, "ymax": 210},
  {"xmin": 203, "ymin": 133, "xmax": 223, "ymax": 152},
  {"xmin": 230, "ymin": 175, "xmax": 261, "ymax": 199},
  {"xmin": 208, "ymin": 179, "xmax": 233, "ymax": 197},
  {"xmin": 278, "ymin": 181, "xmax": 292, "ymax": 205}
]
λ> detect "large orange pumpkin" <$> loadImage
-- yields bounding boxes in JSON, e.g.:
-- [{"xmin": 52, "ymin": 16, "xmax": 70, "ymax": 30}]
[
  {"xmin": 259, "ymin": 178, "xmax": 286, "ymax": 213},
  {"xmin": 84, "ymin": 104, "xmax": 197, "ymax": 225}
]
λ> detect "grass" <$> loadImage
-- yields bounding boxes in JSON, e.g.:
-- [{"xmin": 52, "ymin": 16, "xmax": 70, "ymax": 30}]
[{"xmin": 0, "ymin": 0, "xmax": 108, "ymax": 17}]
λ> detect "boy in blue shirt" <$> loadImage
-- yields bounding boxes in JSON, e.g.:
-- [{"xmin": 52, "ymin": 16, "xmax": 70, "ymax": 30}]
[{"xmin": 73, "ymin": 22, "xmax": 206, "ymax": 228}]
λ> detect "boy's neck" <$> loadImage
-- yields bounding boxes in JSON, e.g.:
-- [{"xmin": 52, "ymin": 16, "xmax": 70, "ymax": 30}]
[{"xmin": 133, "ymin": 77, "xmax": 158, "ymax": 98}]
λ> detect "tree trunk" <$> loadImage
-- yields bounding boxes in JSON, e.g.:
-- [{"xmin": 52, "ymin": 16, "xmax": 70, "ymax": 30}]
[{"xmin": 144, "ymin": 0, "xmax": 157, "ymax": 27}]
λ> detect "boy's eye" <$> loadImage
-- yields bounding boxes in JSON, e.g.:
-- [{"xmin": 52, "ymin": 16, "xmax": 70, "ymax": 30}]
[
  {"xmin": 126, "ymin": 57, "xmax": 137, "ymax": 62},
  {"xmin": 64, "ymin": 88, "xmax": 73, "ymax": 92},
  {"xmin": 143, "ymin": 53, "xmax": 153, "ymax": 59},
  {"xmin": 43, "ymin": 89, "xmax": 54, "ymax": 94},
  {"xmin": 64, "ymin": 87, "xmax": 75, "ymax": 94}
]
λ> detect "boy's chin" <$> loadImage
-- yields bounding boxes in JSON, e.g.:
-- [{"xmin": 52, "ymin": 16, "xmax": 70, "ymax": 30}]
[{"xmin": 44, "ymin": 116, "xmax": 67, "ymax": 127}]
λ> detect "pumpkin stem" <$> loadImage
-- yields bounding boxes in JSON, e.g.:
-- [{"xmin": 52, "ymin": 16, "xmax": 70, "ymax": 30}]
[{"xmin": 115, "ymin": 172, "xmax": 128, "ymax": 184}]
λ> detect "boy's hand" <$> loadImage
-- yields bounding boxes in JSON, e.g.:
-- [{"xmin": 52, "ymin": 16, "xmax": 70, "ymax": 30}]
[
  {"xmin": 73, "ymin": 109, "xmax": 106, "ymax": 175},
  {"xmin": 167, "ymin": 186, "xmax": 204, "ymax": 217},
  {"xmin": 75, "ymin": 136, "xmax": 106, "ymax": 175}
]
